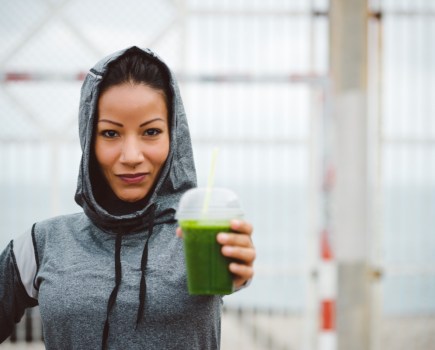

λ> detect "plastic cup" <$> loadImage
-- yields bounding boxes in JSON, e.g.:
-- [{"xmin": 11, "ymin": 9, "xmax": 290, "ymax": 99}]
[{"xmin": 176, "ymin": 187, "xmax": 244, "ymax": 295}]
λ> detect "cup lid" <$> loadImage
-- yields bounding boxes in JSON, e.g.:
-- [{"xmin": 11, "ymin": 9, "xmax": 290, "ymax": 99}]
[{"xmin": 176, "ymin": 187, "xmax": 244, "ymax": 221}]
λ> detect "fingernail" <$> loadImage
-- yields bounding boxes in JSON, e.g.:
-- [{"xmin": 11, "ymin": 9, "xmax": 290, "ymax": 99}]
[
  {"xmin": 231, "ymin": 220, "xmax": 241, "ymax": 228},
  {"xmin": 217, "ymin": 233, "xmax": 229, "ymax": 242},
  {"xmin": 222, "ymin": 246, "xmax": 233, "ymax": 254}
]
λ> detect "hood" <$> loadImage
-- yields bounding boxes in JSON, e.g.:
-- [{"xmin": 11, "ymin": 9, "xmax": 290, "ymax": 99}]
[{"xmin": 74, "ymin": 47, "xmax": 197, "ymax": 233}]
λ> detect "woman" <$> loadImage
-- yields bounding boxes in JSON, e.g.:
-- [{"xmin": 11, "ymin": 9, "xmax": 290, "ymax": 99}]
[{"xmin": 0, "ymin": 46, "xmax": 255, "ymax": 349}]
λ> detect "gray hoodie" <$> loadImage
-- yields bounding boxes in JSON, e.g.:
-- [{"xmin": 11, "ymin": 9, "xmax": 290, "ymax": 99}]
[{"xmin": 0, "ymin": 47, "xmax": 222, "ymax": 349}]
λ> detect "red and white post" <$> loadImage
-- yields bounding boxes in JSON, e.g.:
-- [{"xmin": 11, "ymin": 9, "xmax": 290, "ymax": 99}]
[
  {"xmin": 318, "ymin": 228, "xmax": 337, "ymax": 350},
  {"xmin": 316, "ymin": 75, "xmax": 337, "ymax": 350}
]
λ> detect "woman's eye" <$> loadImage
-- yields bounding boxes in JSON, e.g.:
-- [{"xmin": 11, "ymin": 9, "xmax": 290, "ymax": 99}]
[
  {"xmin": 144, "ymin": 129, "xmax": 161, "ymax": 136},
  {"xmin": 102, "ymin": 130, "xmax": 118, "ymax": 138}
]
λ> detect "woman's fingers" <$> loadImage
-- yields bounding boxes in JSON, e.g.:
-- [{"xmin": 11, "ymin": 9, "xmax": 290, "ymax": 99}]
[
  {"xmin": 176, "ymin": 227, "xmax": 183, "ymax": 238},
  {"xmin": 230, "ymin": 219, "xmax": 253, "ymax": 237},
  {"xmin": 178, "ymin": 219, "xmax": 255, "ymax": 289},
  {"xmin": 221, "ymin": 245, "xmax": 256, "ymax": 264},
  {"xmin": 217, "ymin": 219, "xmax": 255, "ymax": 264},
  {"xmin": 229, "ymin": 263, "xmax": 254, "ymax": 281},
  {"xmin": 230, "ymin": 262, "xmax": 254, "ymax": 289},
  {"xmin": 216, "ymin": 232, "xmax": 252, "ymax": 248},
  {"xmin": 217, "ymin": 219, "xmax": 256, "ymax": 288}
]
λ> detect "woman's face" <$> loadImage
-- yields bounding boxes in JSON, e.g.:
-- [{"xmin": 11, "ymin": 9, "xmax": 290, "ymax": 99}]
[{"xmin": 95, "ymin": 83, "xmax": 170, "ymax": 202}]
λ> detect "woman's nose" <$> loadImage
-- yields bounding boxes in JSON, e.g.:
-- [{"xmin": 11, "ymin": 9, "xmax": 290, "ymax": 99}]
[{"xmin": 120, "ymin": 137, "xmax": 145, "ymax": 167}]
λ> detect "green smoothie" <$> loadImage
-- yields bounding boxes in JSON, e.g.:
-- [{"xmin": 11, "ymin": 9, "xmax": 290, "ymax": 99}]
[{"xmin": 180, "ymin": 220, "xmax": 233, "ymax": 295}]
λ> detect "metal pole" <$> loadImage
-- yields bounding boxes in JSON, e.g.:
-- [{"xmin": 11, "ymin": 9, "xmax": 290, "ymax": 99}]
[{"xmin": 329, "ymin": 1, "xmax": 371, "ymax": 350}]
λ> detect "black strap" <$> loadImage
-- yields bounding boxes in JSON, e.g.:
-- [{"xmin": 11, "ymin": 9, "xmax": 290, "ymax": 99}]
[
  {"xmin": 101, "ymin": 205, "xmax": 156, "ymax": 348},
  {"xmin": 101, "ymin": 233, "xmax": 123, "ymax": 350},
  {"xmin": 136, "ymin": 206, "xmax": 155, "ymax": 327}
]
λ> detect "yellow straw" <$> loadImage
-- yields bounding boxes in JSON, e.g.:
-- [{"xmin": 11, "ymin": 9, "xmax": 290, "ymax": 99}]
[{"xmin": 201, "ymin": 147, "xmax": 219, "ymax": 216}]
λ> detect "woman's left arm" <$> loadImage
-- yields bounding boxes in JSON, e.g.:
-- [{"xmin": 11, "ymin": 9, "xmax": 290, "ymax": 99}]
[{"xmin": 216, "ymin": 220, "xmax": 255, "ymax": 289}]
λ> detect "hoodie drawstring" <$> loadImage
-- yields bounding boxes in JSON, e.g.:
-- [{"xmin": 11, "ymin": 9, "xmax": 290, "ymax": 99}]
[
  {"xmin": 102, "ymin": 233, "xmax": 123, "ymax": 350},
  {"xmin": 136, "ymin": 207, "xmax": 155, "ymax": 327},
  {"xmin": 101, "ymin": 205, "xmax": 156, "ymax": 350}
]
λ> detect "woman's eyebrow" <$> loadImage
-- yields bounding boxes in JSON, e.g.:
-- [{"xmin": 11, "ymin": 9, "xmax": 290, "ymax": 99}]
[
  {"xmin": 98, "ymin": 118, "xmax": 165, "ymax": 128},
  {"xmin": 140, "ymin": 118, "xmax": 165, "ymax": 127},
  {"xmin": 98, "ymin": 119, "xmax": 123, "ymax": 127}
]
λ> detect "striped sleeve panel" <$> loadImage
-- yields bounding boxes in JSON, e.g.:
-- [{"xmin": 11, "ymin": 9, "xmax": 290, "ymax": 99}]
[
  {"xmin": 12, "ymin": 225, "xmax": 39, "ymax": 299},
  {"xmin": 0, "ymin": 226, "xmax": 39, "ymax": 343}
]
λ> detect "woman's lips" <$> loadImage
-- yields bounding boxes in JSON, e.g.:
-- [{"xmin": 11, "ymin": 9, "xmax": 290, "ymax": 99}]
[{"xmin": 117, "ymin": 173, "xmax": 147, "ymax": 184}]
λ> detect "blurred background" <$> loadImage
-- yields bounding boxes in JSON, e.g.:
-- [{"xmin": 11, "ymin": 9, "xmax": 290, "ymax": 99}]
[{"xmin": 0, "ymin": 0, "xmax": 434, "ymax": 349}]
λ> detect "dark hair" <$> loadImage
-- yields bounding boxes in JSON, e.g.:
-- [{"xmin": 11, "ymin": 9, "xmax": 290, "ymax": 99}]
[{"xmin": 99, "ymin": 47, "xmax": 172, "ymax": 112}]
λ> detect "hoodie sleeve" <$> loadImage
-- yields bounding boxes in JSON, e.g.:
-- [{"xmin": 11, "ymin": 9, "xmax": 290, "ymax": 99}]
[{"xmin": 0, "ymin": 230, "xmax": 38, "ymax": 343}]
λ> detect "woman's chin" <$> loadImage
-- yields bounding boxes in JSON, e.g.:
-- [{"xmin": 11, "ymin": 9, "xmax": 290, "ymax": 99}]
[{"xmin": 116, "ymin": 192, "xmax": 147, "ymax": 203}]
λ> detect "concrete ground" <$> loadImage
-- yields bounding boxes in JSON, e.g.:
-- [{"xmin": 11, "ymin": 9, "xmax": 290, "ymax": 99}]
[
  {"xmin": 220, "ymin": 311, "xmax": 435, "ymax": 350},
  {"xmin": 221, "ymin": 309, "xmax": 305, "ymax": 350},
  {"xmin": 0, "ymin": 344, "xmax": 45, "ymax": 350}
]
